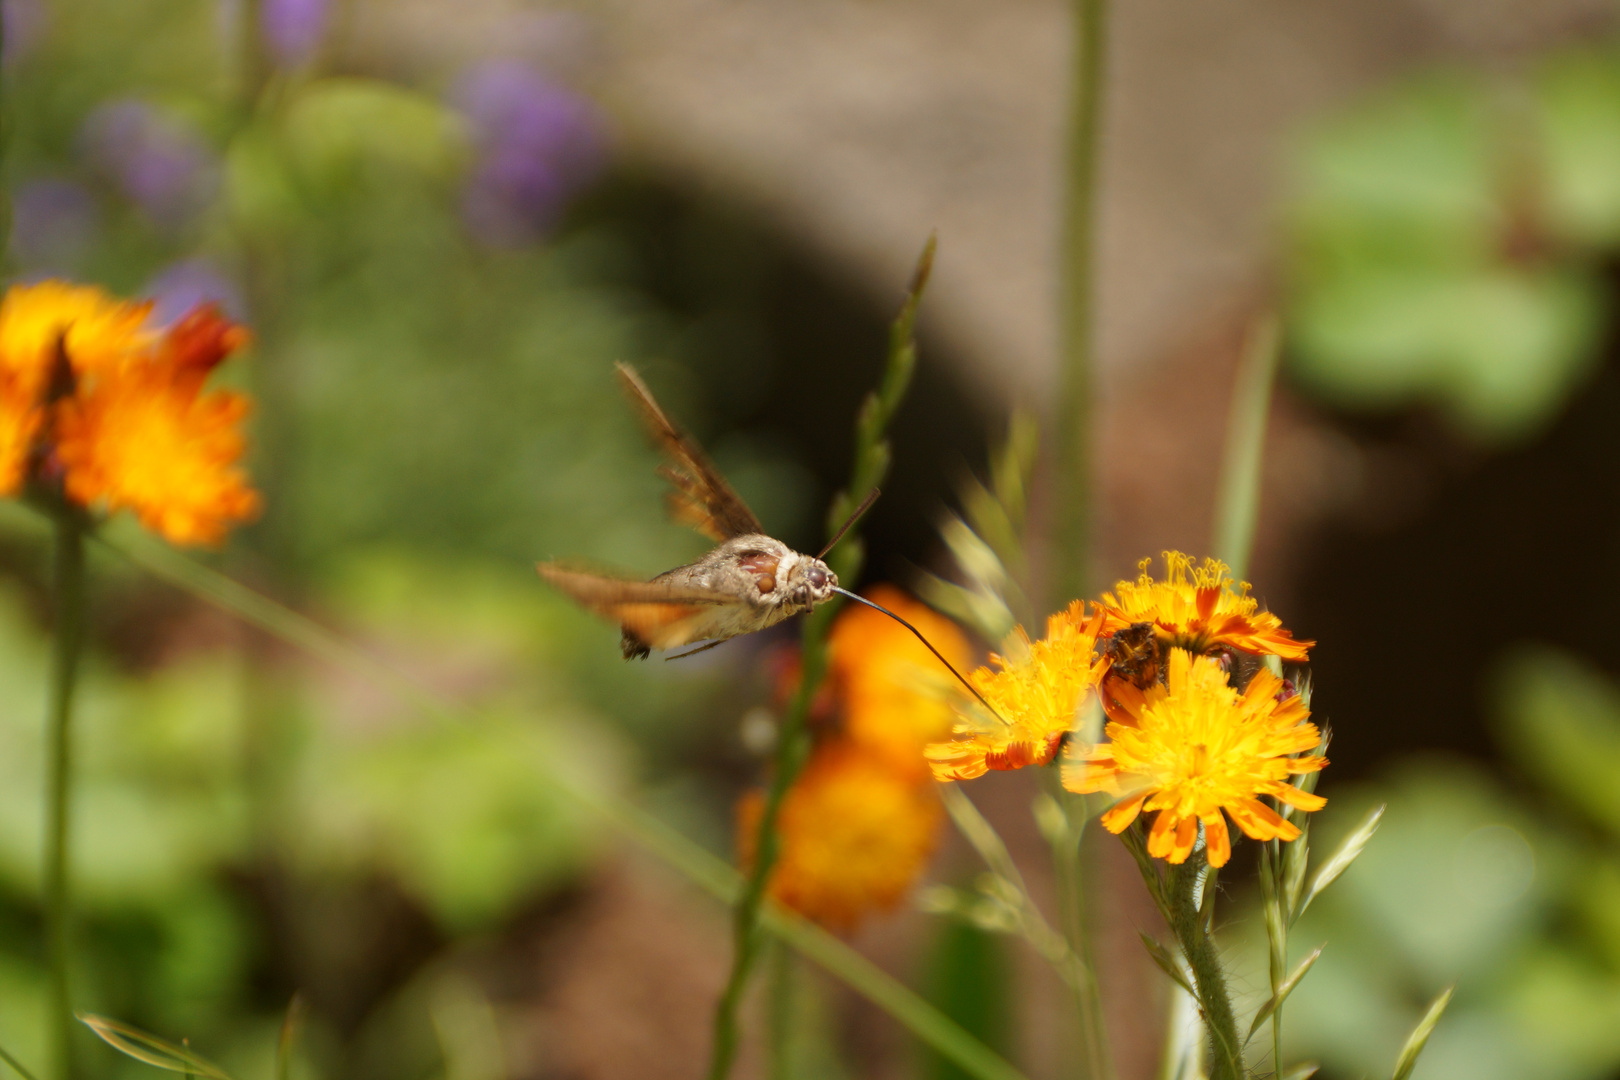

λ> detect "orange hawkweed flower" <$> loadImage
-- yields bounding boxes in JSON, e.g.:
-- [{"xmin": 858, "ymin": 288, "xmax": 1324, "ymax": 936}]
[
  {"xmin": 0, "ymin": 280, "xmax": 259, "ymax": 546},
  {"xmin": 1062, "ymin": 648, "xmax": 1327, "ymax": 868},
  {"xmin": 830, "ymin": 584, "xmax": 971, "ymax": 778},
  {"xmin": 0, "ymin": 282, "xmax": 153, "ymax": 493},
  {"xmin": 1100, "ymin": 551, "xmax": 1312, "ymax": 661},
  {"xmin": 738, "ymin": 741, "xmax": 943, "ymax": 931},
  {"xmin": 925, "ymin": 601, "xmax": 1108, "ymax": 781},
  {"xmin": 56, "ymin": 306, "xmax": 259, "ymax": 546}
]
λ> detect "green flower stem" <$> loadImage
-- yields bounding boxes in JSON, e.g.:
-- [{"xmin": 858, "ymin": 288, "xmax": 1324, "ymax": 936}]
[
  {"xmin": 706, "ymin": 629, "xmax": 823, "ymax": 1080},
  {"xmin": 1166, "ymin": 857, "xmax": 1243, "ymax": 1080},
  {"xmin": 766, "ymin": 940, "xmax": 793, "ymax": 1080},
  {"xmin": 706, "ymin": 235, "xmax": 935, "ymax": 1080},
  {"xmin": 1051, "ymin": 0, "xmax": 1109, "ymax": 609},
  {"xmin": 43, "ymin": 508, "xmax": 87, "ymax": 1080}
]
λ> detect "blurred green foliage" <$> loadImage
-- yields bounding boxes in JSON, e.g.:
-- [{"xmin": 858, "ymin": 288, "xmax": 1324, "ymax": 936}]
[
  {"xmin": 1242, "ymin": 645, "xmax": 1620, "ymax": 1080},
  {"xmin": 1284, "ymin": 45, "xmax": 1620, "ymax": 442}
]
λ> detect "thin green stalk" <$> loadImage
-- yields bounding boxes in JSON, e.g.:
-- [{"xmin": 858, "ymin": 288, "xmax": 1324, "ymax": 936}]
[
  {"xmin": 766, "ymin": 941, "xmax": 793, "ymax": 1080},
  {"xmin": 1046, "ymin": 783, "xmax": 1113, "ymax": 1080},
  {"xmin": 44, "ymin": 509, "xmax": 86, "ymax": 1080},
  {"xmin": 706, "ymin": 236, "xmax": 935, "ymax": 1080},
  {"xmin": 0, "ymin": 1038, "xmax": 40, "ymax": 1080},
  {"xmin": 1051, "ymin": 0, "xmax": 1109, "ymax": 609},
  {"xmin": 1210, "ymin": 318, "xmax": 1280, "ymax": 582},
  {"xmin": 1258, "ymin": 841, "xmax": 1285, "ymax": 1076},
  {"xmin": 1165, "ymin": 858, "xmax": 1242, "ymax": 1080}
]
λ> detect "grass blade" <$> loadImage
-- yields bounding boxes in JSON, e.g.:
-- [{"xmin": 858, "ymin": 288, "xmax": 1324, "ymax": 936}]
[
  {"xmin": 1245, "ymin": 946, "xmax": 1323, "ymax": 1041},
  {"xmin": 1296, "ymin": 805, "xmax": 1384, "ymax": 922},
  {"xmin": 276, "ymin": 995, "xmax": 305, "ymax": 1080},
  {"xmin": 1391, "ymin": 987, "xmax": 1454, "ymax": 1080},
  {"xmin": 78, "ymin": 1015, "xmax": 235, "ymax": 1079},
  {"xmin": 1212, "ymin": 315, "xmax": 1281, "ymax": 582}
]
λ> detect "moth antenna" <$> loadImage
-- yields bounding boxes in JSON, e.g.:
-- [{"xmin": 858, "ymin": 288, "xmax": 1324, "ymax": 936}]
[
  {"xmin": 817, "ymin": 488, "xmax": 881, "ymax": 560},
  {"xmin": 830, "ymin": 586, "xmax": 1007, "ymax": 723}
]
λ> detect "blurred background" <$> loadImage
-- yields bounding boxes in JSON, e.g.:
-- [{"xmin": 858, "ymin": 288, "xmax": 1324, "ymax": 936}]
[{"xmin": 6, "ymin": 0, "xmax": 1620, "ymax": 1078}]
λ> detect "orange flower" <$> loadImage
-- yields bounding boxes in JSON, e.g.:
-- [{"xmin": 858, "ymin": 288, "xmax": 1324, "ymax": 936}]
[
  {"xmin": 1063, "ymin": 648, "xmax": 1326, "ymax": 868},
  {"xmin": 830, "ymin": 584, "xmax": 972, "ymax": 777},
  {"xmin": 56, "ymin": 306, "xmax": 259, "ymax": 546},
  {"xmin": 738, "ymin": 740, "xmax": 943, "ymax": 931},
  {"xmin": 1099, "ymin": 551, "xmax": 1312, "ymax": 661},
  {"xmin": 0, "ymin": 282, "xmax": 153, "ymax": 493},
  {"xmin": 925, "ymin": 602, "xmax": 1108, "ymax": 781}
]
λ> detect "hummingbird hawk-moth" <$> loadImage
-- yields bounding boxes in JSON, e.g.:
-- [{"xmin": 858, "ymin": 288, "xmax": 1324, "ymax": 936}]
[
  {"xmin": 538, "ymin": 365, "xmax": 1005, "ymax": 721},
  {"xmin": 537, "ymin": 363, "xmax": 863, "ymax": 660}
]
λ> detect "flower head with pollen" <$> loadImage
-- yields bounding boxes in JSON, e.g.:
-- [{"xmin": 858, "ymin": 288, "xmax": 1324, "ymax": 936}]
[
  {"xmin": 926, "ymin": 601, "xmax": 1108, "ymax": 781},
  {"xmin": 1062, "ymin": 648, "xmax": 1326, "ymax": 867},
  {"xmin": 738, "ymin": 741, "xmax": 943, "ymax": 931},
  {"xmin": 1100, "ymin": 551, "xmax": 1312, "ymax": 661},
  {"xmin": 56, "ymin": 306, "xmax": 259, "ymax": 546}
]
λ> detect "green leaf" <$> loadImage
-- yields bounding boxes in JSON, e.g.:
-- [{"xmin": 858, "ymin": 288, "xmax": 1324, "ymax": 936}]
[
  {"xmin": 1390, "ymin": 986, "xmax": 1454, "ymax": 1080},
  {"xmin": 1280, "ymin": 1064, "xmax": 1320, "ymax": 1080},
  {"xmin": 1296, "ymin": 804, "xmax": 1384, "ymax": 921},
  {"xmin": 78, "ymin": 1015, "xmax": 235, "ymax": 1079},
  {"xmin": 1138, "ymin": 932, "xmax": 1196, "ymax": 999},
  {"xmin": 1246, "ymin": 946, "xmax": 1324, "ymax": 1041}
]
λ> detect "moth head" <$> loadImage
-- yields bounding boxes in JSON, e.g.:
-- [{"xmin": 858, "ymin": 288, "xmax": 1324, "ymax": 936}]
[{"xmin": 793, "ymin": 556, "xmax": 837, "ymax": 607}]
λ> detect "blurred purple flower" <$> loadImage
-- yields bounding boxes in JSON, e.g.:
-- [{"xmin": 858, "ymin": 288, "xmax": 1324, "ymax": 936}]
[
  {"xmin": 3, "ymin": 0, "xmax": 47, "ymax": 70},
  {"xmin": 143, "ymin": 259, "xmax": 246, "ymax": 326},
  {"xmin": 80, "ymin": 100, "xmax": 218, "ymax": 229},
  {"xmin": 261, "ymin": 0, "xmax": 328, "ymax": 68},
  {"xmin": 453, "ymin": 62, "xmax": 607, "ymax": 246},
  {"xmin": 10, "ymin": 178, "xmax": 100, "ymax": 271}
]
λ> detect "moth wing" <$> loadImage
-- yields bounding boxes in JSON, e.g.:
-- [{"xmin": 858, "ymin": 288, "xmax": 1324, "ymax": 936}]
[
  {"xmin": 536, "ymin": 562, "xmax": 734, "ymax": 649},
  {"xmin": 615, "ymin": 362, "xmax": 765, "ymax": 541}
]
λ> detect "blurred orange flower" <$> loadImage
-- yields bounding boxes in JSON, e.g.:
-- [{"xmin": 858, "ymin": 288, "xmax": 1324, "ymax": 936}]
[
  {"xmin": 829, "ymin": 584, "xmax": 971, "ymax": 778},
  {"xmin": 1063, "ymin": 648, "xmax": 1326, "ymax": 868},
  {"xmin": 57, "ymin": 307, "xmax": 259, "ymax": 545},
  {"xmin": 742, "ymin": 586, "xmax": 970, "ymax": 929},
  {"xmin": 0, "ymin": 282, "xmax": 154, "ymax": 494},
  {"xmin": 0, "ymin": 281, "xmax": 258, "ymax": 545},
  {"xmin": 925, "ymin": 601, "xmax": 1107, "ymax": 781},
  {"xmin": 738, "ymin": 740, "xmax": 943, "ymax": 932},
  {"xmin": 1099, "ymin": 551, "xmax": 1312, "ymax": 661}
]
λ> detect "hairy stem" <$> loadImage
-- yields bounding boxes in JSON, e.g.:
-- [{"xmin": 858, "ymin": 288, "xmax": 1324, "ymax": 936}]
[
  {"xmin": 44, "ymin": 510, "xmax": 86, "ymax": 1080},
  {"xmin": 1166, "ymin": 858, "xmax": 1243, "ymax": 1080}
]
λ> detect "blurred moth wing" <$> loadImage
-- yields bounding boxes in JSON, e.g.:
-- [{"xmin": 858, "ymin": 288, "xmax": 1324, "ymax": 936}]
[
  {"xmin": 537, "ymin": 365, "xmax": 840, "ymax": 658},
  {"xmin": 613, "ymin": 362, "xmax": 764, "ymax": 542}
]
